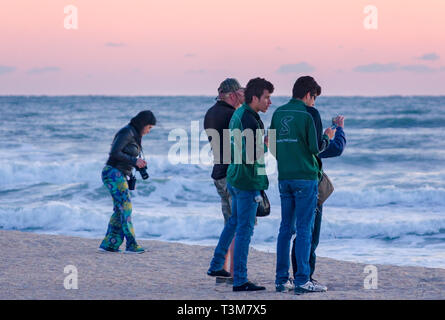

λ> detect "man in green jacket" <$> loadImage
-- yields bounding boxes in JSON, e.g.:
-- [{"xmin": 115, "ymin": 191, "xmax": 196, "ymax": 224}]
[
  {"xmin": 270, "ymin": 76, "xmax": 334, "ymax": 294},
  {"xmin": 207, "ymin": 77, "xmax": 274, "ymax": 292}
]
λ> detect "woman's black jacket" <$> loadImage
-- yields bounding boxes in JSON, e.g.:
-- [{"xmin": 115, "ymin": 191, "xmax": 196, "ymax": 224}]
[{"xmin": 106, "ymin": 124, "xmax": 141, "ymax": 176}]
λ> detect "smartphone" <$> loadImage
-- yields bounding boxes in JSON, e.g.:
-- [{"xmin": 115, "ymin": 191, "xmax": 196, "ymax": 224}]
[{"xmin": 331, "ymin": 117, "xmax": 338, "ymax": 129}]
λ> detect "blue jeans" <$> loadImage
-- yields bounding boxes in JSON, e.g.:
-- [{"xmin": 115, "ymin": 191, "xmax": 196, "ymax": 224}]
[
  {"xmin": 275, "ymin": 179, "xmax": 318, "ymax": 286},
  {"xmin": 291, "ymin": 204, "xmax": 323, "ymax": 279},
  {"xmin": 209, "ymin": 183, "xmax": 259, "ymax": 287}
]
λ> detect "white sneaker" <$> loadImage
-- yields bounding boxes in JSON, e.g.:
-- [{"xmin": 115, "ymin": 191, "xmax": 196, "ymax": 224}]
[
  {"xmin": 276, "ymin": 279, "xmax": 294, "ymax": 292},
  {"xmin": 294, "ymin": 280, "xmax": 327, "ymax": 295},
  {"xmin": 311, "ymin": 279, "xmax": 328, "ymax": 292}
]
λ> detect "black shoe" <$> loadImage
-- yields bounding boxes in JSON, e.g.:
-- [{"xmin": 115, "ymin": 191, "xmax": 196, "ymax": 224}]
[
  {"xmin": 233, "ymin": 281, "xmax": 266, "ymax": 292},
  {"xmin": 207, "ymin": 269, "xmax": 231, "ymax": 278}
]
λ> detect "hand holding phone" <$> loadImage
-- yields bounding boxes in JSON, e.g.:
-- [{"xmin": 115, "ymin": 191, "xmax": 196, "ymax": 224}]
[
  {"xmin": 331, "ymin": 117, "xmax": 338, "ymax": 129},
  {"xmin": 324, "ymin": 127, "xmax": 335, "ymax": 139}
]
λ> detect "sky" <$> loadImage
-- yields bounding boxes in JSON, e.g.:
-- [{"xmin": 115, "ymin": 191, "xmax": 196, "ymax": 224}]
[{"xmin": 0, "ymin": 0, "xmax": 444, "ymax": 95}]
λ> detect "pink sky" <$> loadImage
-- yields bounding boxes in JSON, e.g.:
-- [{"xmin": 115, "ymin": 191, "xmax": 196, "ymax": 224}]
[{"xmin": 0, "ymin": 0, "xmax": 444, "ymax": 95}]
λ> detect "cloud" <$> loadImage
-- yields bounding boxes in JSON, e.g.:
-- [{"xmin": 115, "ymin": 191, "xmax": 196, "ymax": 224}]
[
  {"xmin": 277, "ymin": 62, "xmax": 315, "ymax": 74},
  {"xmin": 417, "ymin": 53, "xmax": 440, "ymax": 61},
  {"xmin": 353, "ymin": 63, "xmax": 399, "ymax": 73},
  {"xmin": 184, "ymin": 53, "xmax": 196, "ymax": 58},
  {"xmin": 26, "ymin": 67, "xmax": 61, "ymax": 75},
  {"xmin": 354, "ymin": 63, "xmax": 440, "ymax": 73},
  {"xmin": 105, "ymin": 42, "xmax": 126, "ymax": 47},
  {"xmin": 400, "ymin": 64, "xmax": 436, "ymax": 73},
  {"xmin": 0, "ymin": 65, "xmax": 16, "ymax": 75}
]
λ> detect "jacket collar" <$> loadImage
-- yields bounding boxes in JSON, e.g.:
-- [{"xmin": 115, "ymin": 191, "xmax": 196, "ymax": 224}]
[
  {"xmin": 242, "ymin": 103, "xmax": 260, "ymax": 120},
  {"xmin": 216, "ymin": 100, "xmax": 236, "ymax": 110},
  {"xmin": 289, "ymin": 98, "xmax": 308, "ymax": 107},
  {"xmin": 128, "ymin": 123, "xmax": 142, "ymax": 143}
]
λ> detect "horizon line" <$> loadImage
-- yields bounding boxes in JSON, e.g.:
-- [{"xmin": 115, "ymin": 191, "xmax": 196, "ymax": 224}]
[{"xmin": 1, "ymin": 94, "xmax": 445, "ymax": 98}]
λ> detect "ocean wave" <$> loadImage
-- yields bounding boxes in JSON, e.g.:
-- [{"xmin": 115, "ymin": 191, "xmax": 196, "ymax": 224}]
[
  {"xmin": 1, "ymin": 203, "xmax": 444, "ymax": 244},
  {"xmin": 326, "ymin": 187, "xmax": 445, "ymax": 208},
  {"xmin": 0, "ymin": 159, "xmax": 106, "ymax": 186},
  {"xmin": 2, "ymin": 95, "xmax": 445, "ymax": 267},
  {"xmin": 2, "ymin": 155, "xmax": 445, "ymax": 209}
]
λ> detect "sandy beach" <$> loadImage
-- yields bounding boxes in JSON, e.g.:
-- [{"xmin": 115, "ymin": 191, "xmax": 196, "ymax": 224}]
[{"xmin": 0, "ymin": 230, "xmax": 444, "ymax": 300}]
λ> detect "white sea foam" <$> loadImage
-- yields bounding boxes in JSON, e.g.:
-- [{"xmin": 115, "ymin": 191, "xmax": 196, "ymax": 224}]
[
  {"xmin": 3, "ymin": 156, "xmax": 445, "ymax": 210},
  {"xmin": 1, "ymin": 202, "xmax": 444, "ymax": 245}
]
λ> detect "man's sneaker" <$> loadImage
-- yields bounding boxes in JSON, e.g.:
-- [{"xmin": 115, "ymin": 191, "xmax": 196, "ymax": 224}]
[
  {"xmin": 97, "ymin": 247, "xmax": 121, "ymax": 253},
  {"xmin": 276, "ymin": 279, "xmax": 294, "ymax": 292},
  {"xmin": 311, "ymin": 278, "xmax": 328, "ymax": 292},
  {"xmin": 294, "ymin": 280, "xmax": 326, "ymax": 295},
  {"xmin": 233, "ymin": 281, "xmax": 266, "ymax": 292},
  {"xmin": 124, "ymin": 246, "xmax": 145, "ymax": 254},
  {"xmin": 207, "ymin": 269, "xmax": 231, "ymax": 278}
]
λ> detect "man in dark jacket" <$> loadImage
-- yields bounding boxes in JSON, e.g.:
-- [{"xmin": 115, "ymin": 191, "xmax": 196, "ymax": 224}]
[
  {"xmin": 291, "ymin": 115, "xmax": 346, "ymax": 291},
  {"xmin": 204, "ymin": 78, "xmax": 245, "ymax": 279}
]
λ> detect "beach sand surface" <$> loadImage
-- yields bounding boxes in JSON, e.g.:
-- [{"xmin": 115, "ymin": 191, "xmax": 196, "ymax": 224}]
[{"xmin": 0, "ymin": 230, "xmax": 444, "ymax": 300}]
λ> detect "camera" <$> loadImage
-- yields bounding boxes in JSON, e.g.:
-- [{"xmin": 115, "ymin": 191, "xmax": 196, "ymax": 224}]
[
  {"xmin": 128, "ymin": 174, "xmax": 136, "ymax": 190},
  {"xmin": 128, "ymin": 165, "xmax": 149, "ymax": 191},
  {"xmin": 136, "ymin": 165, "xmax": 149, "ymax": 180}
]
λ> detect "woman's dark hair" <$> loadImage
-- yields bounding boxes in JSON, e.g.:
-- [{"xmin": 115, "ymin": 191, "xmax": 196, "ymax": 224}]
[
  {"xmin": 292, "ymin": 76, "xmax": 321, "ymax": 99},
  {"xmin": 245, "ymin": 77, "xmax": 274, "ymax": 104},
  {"xmin": 130, "ymin": 110, "xmax": 156, "ymax": 135}
]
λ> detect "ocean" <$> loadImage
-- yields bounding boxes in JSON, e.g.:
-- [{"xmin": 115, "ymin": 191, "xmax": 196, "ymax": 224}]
[{"xmin": 1, "ymin": 95, "xmax": 444, "ymax": 268}]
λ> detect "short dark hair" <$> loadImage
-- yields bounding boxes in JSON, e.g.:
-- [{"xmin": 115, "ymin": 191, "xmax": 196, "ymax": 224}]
[
  {"xmin": 245, "ymin": 77, "xmax": 274, "ymax": 104},
  {"xmin": 292, "ymin": 76, "xmax": 321, "ymax": 99}
]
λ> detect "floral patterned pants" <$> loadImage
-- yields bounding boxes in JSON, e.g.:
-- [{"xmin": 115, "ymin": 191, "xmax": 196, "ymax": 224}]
[{"xmin": 99, "ymin": 165, "xmax": 140, "ymax": 250}]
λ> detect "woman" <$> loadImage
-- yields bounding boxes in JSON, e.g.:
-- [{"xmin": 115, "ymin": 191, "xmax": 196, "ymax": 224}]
[{"xmin": 98, "ymin": 110, "xmax": 156, "ymax": 254}]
